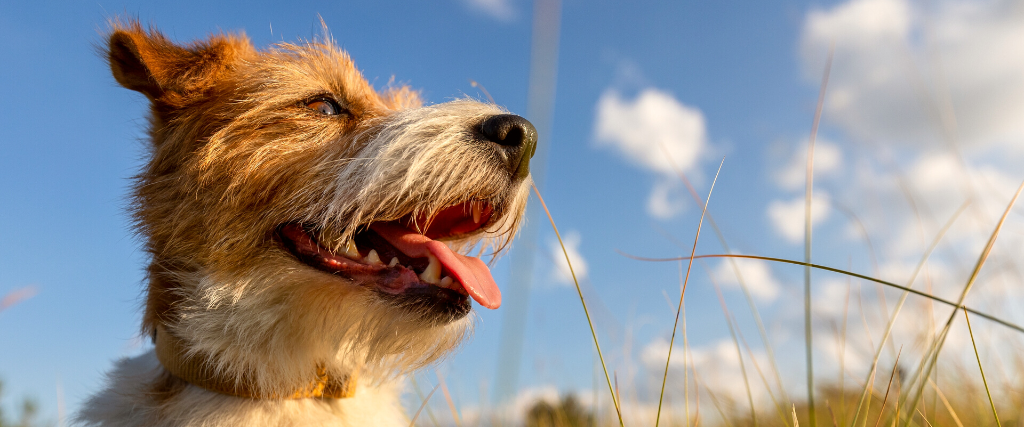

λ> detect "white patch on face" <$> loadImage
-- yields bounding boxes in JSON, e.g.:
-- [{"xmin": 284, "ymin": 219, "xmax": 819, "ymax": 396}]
[{"xmin": 322, "ymin": 99, "xmax": 529, "ymax": 255}]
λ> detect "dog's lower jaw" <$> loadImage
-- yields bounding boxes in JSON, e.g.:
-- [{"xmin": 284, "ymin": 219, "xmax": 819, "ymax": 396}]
[
  {"xmin": 75, "ymin": 270, "xmax": 474, "ymax": 426},
  {"xmin": 76, "ymin": 351, "xmax": 411, "ymax": 427}
]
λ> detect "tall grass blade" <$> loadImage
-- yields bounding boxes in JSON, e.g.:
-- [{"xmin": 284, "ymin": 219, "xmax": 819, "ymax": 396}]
[
  {"xmin": 902, "ymin": 178, "xmax": 1024, "ymax": 421},
  {"xmin": 699, "ymin": 370, "xmax": 736, "ymax": 427},
  {"xmin": 850, "ymin": 201, "xmax": 969, "ymax": 427},
  {"xmin": 655, "ymin": 158, "xmax": 725, "ymax": 427},
  {"xmin": 410, "ymin": 376, "xmax": 441, "ymax": 427},
  {"xmin": 531, "ymin": 183, "xmax": 624, "ymax": 427},
  {"xmin": 661, "ymin": 144, "xmax": 790, "ymax": 405},
  {"xmin": 493, "ymin": 0, "xmax": 560, "ymax": 404},
  {"xmin": 614, "ymin": 371, "xmax": 621, "ymax": 411},
  {"xmin": 964, "ymin": 310, "xmax": 1002, "ymax": 427},
  {"xmin": 804, "ymin": 43, "xmax": 835, "ymax": 427},
  {"xmin": 873, "ymin": 347, "xmax": 903, "ymax": 427},
  {"xmin": 860, "ymin": 363, "xmax": 877, "ymax": 427},
  {"xmin": 682, "ymin": 287, "xmax": 693, "ymax": 427},
  {"xmin": 839, "ymin": 276, "xmax": 851, "ymax": 423},
  {"xmin": 469, "ymin": 80, "xmax": 496, "ymax": 104},
  {"xmin": 678, "ymin": 262, "xmax": 693, "ymax": 427},
  {"xmin": 436, "ymin": 371, "xmax": 461, "ymax": 427},
  {"xmin": 409, "ymin": 382, "xmax": 441, "ymax": 427},
  {"xmin": 913, "ymin": 410, "xmax": 934, "ymax": 427},
  {"xmin": 927, "ymin": 378, "xmax": 964, "ymax": 427},
  {"xmin": 691, "ymin": 344, "xmax": 701, "ymax": 427},
  {"xmin": 736, "ymin": 321, "xmax": 791, "ymax": 427},
  {"xmin": 707, "ymin": 267, "xmax": 757, "ymax": 426},
  {"xmin": 620, "ymin": 253, "xmax": 1024, "ymax": 334}
]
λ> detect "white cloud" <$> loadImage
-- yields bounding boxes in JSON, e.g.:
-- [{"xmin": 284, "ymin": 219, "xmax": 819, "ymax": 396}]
[
  {"xmin": 812, "ymin": 278, "xmax": 850, "ymax": 318},
  {"xmin": 804, "ymin": 0, "xmax": 911, "ymax": 47},
  {"xmin": 647, "ymin": 179, "xmax": 686, "ymax": 219},
  {"xmin": 713, "ymin": 257, "xmax": 782, "ymax": 302},
  {"xmin": 460, "ymin": 0, "xmax": 517, "ymax": 21},
  {"xmin": 548, "ymin": 230, "xmax": 589, "ymax": 285},
  {"xmin": 641, "ymin": 338, "xmax": 771, "ymax": 407},
  {"xmin": 595, "ymin": 88, "xmax": 708, "ymax": 218},
  {"xmin": 595, "ymin": 88, "xmax": 707, "ymax": 175},
  {"xmin": 837, "ymin": 151, "xmax": 1021, "ymax": 259},
  {"xmin": 775, "ymin": 139, "xmax": 844, "ymax": 191},
  {"xmin": 767, "ymin": 192, "xmax": 833, "ymax": 244},
  {"xmin": 800, "ymin": 0, "xmax": 1024, "ymax": 151}
]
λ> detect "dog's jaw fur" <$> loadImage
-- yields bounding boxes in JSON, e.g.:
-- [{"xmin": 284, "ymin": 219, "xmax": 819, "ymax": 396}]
[{"xmin": 77, "ymin": 20, "xmax": 532, "ymax": 426}]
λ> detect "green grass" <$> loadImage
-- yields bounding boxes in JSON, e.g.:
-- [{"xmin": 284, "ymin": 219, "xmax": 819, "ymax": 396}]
[
  {"xmin": 532, "ymin": 209, "xmax": 1024, "ymax": 427},
  {"xmin": 514, "ymin": 87, "xmax": 1024, "ymax": 426}
]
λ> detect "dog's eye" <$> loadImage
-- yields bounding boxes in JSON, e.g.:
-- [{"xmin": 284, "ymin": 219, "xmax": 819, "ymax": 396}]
[{"xmin": 305, "ymin": 98, "xmax": 343, "ymax": 116}]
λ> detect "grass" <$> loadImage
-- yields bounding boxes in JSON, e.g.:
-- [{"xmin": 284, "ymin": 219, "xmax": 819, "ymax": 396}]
[
  {"xmin": 653, "ymin": 158, "xmax": 724, "ymax": 427},
  {"xmin": 491, "ymin": 42, "xmax": 1024, "ymax": 424},
  {"xmin": 802, "ymin": 43, "xmax": 835, "ymax": 427},
  {"xmin": 533, "ymin": 182, "xmax": 624, "ymax": 427},
  {"xmin": 534, "ymin": 220, "xmax": 1024, "ymax": 427}
]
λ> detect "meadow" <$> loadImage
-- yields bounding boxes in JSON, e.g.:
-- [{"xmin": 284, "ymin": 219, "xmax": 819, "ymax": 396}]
[{"xmin": 3, "ymin": 1, "xmax": 1024, "ymax": 426}]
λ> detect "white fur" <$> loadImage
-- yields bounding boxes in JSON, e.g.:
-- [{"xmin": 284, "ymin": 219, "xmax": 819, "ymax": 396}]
[{"xmin": 77, "ymin": 351, "xmax": 409, "ymax": 426}]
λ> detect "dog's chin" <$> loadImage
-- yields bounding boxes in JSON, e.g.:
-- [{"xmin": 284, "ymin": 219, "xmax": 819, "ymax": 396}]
[
  {"xmin": 375, "ymin": 286, "xmax": 471, "ymax": 324},
  {"xmin": 277, "ymin": 223, "xmax": 474, "ymax": 323}
]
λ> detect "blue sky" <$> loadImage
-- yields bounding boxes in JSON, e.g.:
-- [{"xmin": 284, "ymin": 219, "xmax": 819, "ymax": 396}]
[{"xmin": 3, "ymin": 0, "xmax": 1024, "ymax": 424}]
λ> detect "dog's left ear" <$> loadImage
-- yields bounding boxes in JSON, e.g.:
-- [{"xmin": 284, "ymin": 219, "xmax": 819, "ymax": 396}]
[{"xmin": 107, "ymin": 20, "xmax": 252, "ymax": 103}]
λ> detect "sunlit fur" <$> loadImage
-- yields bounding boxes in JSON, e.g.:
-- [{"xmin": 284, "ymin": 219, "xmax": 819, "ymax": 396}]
[{"xmin": 78, "ymin": 20, "xmax": 530, "ymax": 426}]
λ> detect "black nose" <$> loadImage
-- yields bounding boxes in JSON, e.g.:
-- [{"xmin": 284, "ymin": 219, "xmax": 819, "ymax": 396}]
[{"xmin": 480, "ymin": 114, "xmax": 537, "ymax": 180}]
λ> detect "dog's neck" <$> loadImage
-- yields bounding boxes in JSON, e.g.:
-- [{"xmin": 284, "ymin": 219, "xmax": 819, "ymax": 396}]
[{"xmin": 153, "ymin": 324, "xmax": 357, "ymax": 399}]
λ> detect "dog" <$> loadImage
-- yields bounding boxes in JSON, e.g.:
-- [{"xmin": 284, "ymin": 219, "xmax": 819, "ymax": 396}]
[{"xmin": 77, "ymin": 20, "xmax": 535, "ymax": 426}]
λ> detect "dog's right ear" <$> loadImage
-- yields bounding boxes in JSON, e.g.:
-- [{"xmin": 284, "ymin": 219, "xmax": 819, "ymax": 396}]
[{"xmin": 107, "ymin": 20, "xmax": 251, "ymax": 102}]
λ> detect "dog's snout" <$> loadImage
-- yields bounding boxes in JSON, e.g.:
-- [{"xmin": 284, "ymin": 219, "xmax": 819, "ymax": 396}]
[
  {"xmin": 480, "ymin": 114, "xmax": 537, "ymax": 180},
  {"xmin": 481, "ymin": 114, "xmax": 535, "ymax": 148}
]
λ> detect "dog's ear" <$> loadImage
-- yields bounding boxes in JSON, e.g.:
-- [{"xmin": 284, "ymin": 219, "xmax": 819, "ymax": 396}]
[{"xmin": 107, "ymin": 20, "xmax": 252, "ymax": 102}]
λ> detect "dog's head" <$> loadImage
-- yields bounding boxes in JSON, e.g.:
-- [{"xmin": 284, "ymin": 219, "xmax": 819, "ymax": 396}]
[{"xmin": 107, "ymin": 21, "xmax": 534, "ymax": 396}]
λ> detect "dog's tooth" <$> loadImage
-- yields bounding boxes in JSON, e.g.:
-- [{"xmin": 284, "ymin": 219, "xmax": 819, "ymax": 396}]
[
  {"xmin": 342, "ymin": 240, "xmax": 360, "ymax": 259},
  {"xmin": 388, "ymin": 257, "xmax": 399, "ymax": 268},
  {"xmin": 472, "ymin": 201, "xmax": 482, "ymax": 224},
  {"xmin": 419, "ymin": 254, "xmax": 441, "ymax": 285},
  {"xmin": 440, "ymin": 276, "xmax": 453, "ymax": 288},
  {"xmin": 365, "ymin": 249, "xmax": 382, "ymax": 265}
]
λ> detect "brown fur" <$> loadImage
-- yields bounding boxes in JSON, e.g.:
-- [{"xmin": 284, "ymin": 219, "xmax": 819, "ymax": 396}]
[
  {"xmin": 110, "ymin": 21, "xmax": 415, "ymax": 335},
  {"xmin": 78, "ymin": 19, "xmax": 532, "ymax": 426}
]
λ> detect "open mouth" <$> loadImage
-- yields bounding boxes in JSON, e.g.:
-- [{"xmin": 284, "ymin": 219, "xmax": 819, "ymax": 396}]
[{"xmin": 277, "ymin": 200, "xmax": 502, "ymax": 311}]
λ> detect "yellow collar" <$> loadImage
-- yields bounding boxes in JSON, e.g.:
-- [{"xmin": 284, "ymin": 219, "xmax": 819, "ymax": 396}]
[{"xmin": 154, "ymin": 324, "xmax": 356, "ymax": 399}]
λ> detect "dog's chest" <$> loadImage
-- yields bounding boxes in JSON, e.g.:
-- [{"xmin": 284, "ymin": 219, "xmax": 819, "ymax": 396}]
[{"xmin": 76, "ymin": 351, "xmax": 409, "ymax": 427}]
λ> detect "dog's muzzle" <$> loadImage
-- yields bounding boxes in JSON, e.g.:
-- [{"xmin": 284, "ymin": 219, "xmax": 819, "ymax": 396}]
[{"xmin": 479, "ymin": 114, "xmax": 537, "ymax": 180}]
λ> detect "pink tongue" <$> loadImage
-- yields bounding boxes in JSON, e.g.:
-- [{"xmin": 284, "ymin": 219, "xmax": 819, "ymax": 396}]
[{"xmin": 370, "ymin": 222, "xmax": 501, "ymax": 309}]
